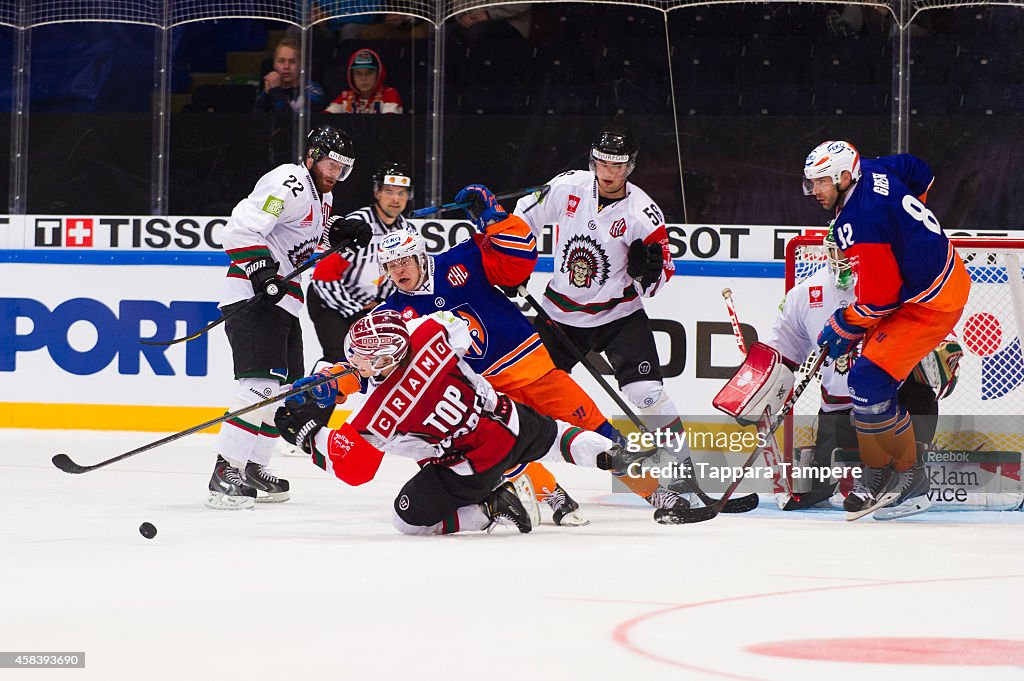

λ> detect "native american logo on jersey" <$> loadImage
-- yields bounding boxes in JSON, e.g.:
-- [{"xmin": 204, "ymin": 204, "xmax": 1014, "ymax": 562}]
[
  {"xmin": 609, "ymin": 218, "xmax": 627, "ymax": 238},
  {"xmin": 566, "ymin": 195, "xmax": 581, "ymax": 217},
  {"xmin": 560, "ymin": 234, "xmax": 610, "ymax": 289},
  {"xmin": 834, "ymin": 347, "xmax": 857, "ymax": 375},
  {"xmin": 446, "ymin": 264, "xmax": 470, "ymax": 287},
  {"xmin": 451, "ymin": 305, "xmax": 487, "ymax": 359},
  {"xmin": 808, "ymin": 285, "xmax": 824, "ymax": 309},
  {"xmin": 286, "ymin": 238, "xmax": 319, "ymax": 269}
]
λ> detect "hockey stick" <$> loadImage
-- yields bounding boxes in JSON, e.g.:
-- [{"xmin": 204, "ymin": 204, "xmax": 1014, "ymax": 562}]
[
  {"xmin": 52, "ymin": 368, "xmax": 354, "ymax": 474},
  {"xmin": 409, "ymin": 184, "xmax": 550, "ymax": 218},
  {"xmin": 721, "ymin": 288, "xmax": 748, "ymax": 356},
  {"xmin": 140, "ymin": 239, "xmax": 355, "ymax": 346},
  {"xmin": 518, "ymin": 285, "xmax": 755, "ymax": 513},
  {"xmin": 660, "ymin": 346, "xmax": 829, "ymax": 524},
  {"xmin": 721, "ymin": 287, "xmax": 791, "ymax": 501}
]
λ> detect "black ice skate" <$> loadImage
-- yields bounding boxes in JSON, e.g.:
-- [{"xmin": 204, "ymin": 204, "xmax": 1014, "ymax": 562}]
[
  {"xmin": 543, "ymin": 484, "xmax": 589, "ymax": 526},
  {"xmin": 244, "ymin": 462, "xmax": 290, "ymax": 503},
  {"xmin": 648, "ymin": 487, "xmax": 695, "ymax": 524},
  {"xmin": 844, "ymin": 464, "xmax": 898, "ymax": 521},
  {"xmin": 484, "ymin": 481, "xmax": 534, "ymax": 534},
  {"xmin": 206, "ymin": 455, "xmax": 257, "ymax": 510},
  {"xmin": 873, "ymin": 463, "xmax": 932, "ymax": 521}
]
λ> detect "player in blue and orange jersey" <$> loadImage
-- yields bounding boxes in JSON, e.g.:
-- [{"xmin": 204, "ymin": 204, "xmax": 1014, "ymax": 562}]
[
  {"xmin": 804, "ymin": 140, "xmax": 971, "ymax": 520},
  {"xmin": 372, "ymin": 185, "xmax": 689, "ymax": 524}
]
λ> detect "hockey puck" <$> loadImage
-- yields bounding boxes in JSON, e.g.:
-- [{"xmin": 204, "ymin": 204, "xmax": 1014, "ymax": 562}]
[{"xmin": 138, "ymin": 522, "xmax": 157, "ymax": 539}]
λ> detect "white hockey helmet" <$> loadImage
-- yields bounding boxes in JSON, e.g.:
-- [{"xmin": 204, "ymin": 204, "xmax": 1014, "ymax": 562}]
[
  {"xmin": 803, "ymin": 140, "xmax": 861, "ymax": 195},
  {"xmin": 344, "ymin": 309, "xmax": 411, "ymax": 377},
  {"xmin": 377, "ymin": 227, "xmax": 429, "ymax": 284},
  {"xmin": 824, "ymin": 220, "xmax": 855, "ymax": 290}
]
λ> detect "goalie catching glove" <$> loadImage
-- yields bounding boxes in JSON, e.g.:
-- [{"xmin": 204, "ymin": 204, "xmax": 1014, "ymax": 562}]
[
  {"xmin": 627, "ymin": 239, "xmax": 664, "ymax": 289},
  {"xmin": 713, "ymin": 342, "xmax": 795, "ymax": 426}
]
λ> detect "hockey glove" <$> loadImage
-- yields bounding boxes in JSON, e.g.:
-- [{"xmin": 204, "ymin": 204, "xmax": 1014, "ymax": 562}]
[
  {"xmin": 289, "ymin": 363, "xmax": 362, "ymax": 408},
  {"xmin": 627, "ymin": 239, "xmax": 665, "ymax": 289},
  {"xmin": 496, "ymin": 275, "xmax": 529, "ymax": 299},
  {"xmin": 455, "ymin": 184, "xmax": 508, "ymax": 232},
  {"xmin": 243, "ymin": 257, "xmax": 287, "ymax": 304},
  {"xmin": 327, "ymin": 216, "xmax": 373, "ymax": 249},
  {"xmin": 817, "ymin": 308, "xmax": 866, "ymax": 360},
  {"xmin": 274, "ymin": 401, "xmax": 325, "ymax": 455}
]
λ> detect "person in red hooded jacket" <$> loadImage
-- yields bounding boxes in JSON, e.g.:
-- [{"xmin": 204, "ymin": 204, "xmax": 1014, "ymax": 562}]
[{"xmin": 324, "ymin": 48, "xmax": 403, "ymax": 114}]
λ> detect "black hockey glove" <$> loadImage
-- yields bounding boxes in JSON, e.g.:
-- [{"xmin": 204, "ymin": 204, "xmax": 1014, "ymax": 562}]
[
  {"xmin": 243, "ymin": 257, "xmax": 287, "ymax": 304},
  {"xmin": 627, "ymin": 239, "xmax": 664, "ymax": 289},
  {"xmin": 274, "ymin": 400, "xmax": 327, "ymax": 455},
  {"xmin": 327, "ymin": 216, "xmax": 373, "ymax": 249}
]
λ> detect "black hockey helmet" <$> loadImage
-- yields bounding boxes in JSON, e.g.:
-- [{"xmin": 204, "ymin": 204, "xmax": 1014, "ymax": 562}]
[
  {"xmin": 590, "ymin": 124, "xmax": 638, "ymax": 176},
  {"xmin": 372, "ymin": 162, "xmax": 414, "ymax": 199},
  {"xmin": 306, "ymin": 125, "xmax": 355, "ymax": 181}
]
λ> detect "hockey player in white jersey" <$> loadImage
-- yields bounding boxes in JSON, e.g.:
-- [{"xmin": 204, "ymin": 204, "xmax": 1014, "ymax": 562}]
[
  {"xmin": 764, "ymin": 224, "xmax": 961, "ymax": 516},
  {"xmin": 207, "ymin": 125, "xmax": 372, "ymax": 510},
  {"xmin": 513, "ymin": 125, "xmax": 697, "ymax": 495}
]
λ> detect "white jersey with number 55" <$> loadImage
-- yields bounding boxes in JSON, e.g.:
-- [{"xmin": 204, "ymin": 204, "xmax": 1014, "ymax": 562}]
[{"xmin": 514, "ymin": 170, "xmax": 673, "ymax": 328}]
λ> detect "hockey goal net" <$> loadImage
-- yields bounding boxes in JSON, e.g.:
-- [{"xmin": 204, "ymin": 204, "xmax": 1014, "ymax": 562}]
[{"xmin": 785, "ymin": 235, "xmax": 1024, "ymax": 462}]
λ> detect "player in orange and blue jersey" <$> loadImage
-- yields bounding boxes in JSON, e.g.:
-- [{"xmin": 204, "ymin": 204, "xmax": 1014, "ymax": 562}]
[
  {"xmin": 372, "ymin": 185, "xmax": 689, "ymax": 524},
  {"xmin": 804, "ymin": 141, "xmax": 971, "ymax": 519}
]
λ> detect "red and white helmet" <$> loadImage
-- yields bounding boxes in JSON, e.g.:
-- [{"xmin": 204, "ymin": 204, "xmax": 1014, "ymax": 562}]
[
  {"xmin": 803, "ymin": 140, "xmax": 861, "ymax": 195},
  {"xmin": 344, "ymin": 309, "xmax": 411, "ymax": 377}
]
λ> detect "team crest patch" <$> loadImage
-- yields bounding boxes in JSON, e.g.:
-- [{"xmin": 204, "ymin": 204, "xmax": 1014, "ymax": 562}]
[
  {"xmin": 560, "ymin": 234, "xmax": 610, "ymax": 289},
  {"xmin": 566, "ymin": 195, "xmax": 581, "ymax": 217},
  {"xmin": 300, "ymin": 207, "xmax": 314, "ymax": 227},
  {"xmin": 400, "ymin": 307, "xmax": 419, "ymax": 321},
  {"xmin": 262, "ymin": 195, "xmax": 285, "ymax": 217},
  {"xmin": 609, "ymin": 218, "xmax": 626, "ymax": 238},
  {"xmin": 808, "ymin": 285, "xmax": 824, "ymax": 309},
  {"xmin": 446, "ymin": 264, "xmax": 470, "ymax": 287}
]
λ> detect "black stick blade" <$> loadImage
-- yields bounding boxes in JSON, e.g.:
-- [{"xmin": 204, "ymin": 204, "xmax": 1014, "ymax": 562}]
[
  {"xmin": 52, "ymin": 453, "xmax": 89, "ymax": 474},
  {"xmin": 654, "ymin": 505, "xmax": 719, "ymax": 525},
  {"xmin": 721, "ymin": 493, "xmax": 760, "ymax": 513}
]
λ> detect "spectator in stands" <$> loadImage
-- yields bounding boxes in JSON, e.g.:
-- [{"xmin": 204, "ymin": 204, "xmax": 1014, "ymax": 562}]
[
  {"xmin": 253, "ymin": 38, "xmax": 326, "ymax": 113},
  {"xmin": 324, "ymin": 48, "xmax": 403, "ymax": 114},
  {"xmin": 452, "ymin": 4, "xmax": 532, "ymax": 44}
]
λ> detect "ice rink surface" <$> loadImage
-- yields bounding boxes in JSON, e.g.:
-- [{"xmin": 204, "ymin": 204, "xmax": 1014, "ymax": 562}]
[{"xmin": 3, "ymin": 428, "xmax": 1024, "ymax": 681}]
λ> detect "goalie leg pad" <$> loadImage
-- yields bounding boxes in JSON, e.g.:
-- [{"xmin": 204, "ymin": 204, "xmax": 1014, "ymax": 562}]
[
  {"xmin": 713, "ymin": 343, "xmax": 795, "ymax": 426},
  {"xmin": 212, "ymin": 377, "xmax": 281, "ymax": 467}
]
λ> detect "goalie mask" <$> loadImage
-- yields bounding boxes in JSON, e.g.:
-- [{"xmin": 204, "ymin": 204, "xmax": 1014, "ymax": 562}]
[
  {"xmin": 344, "ymin": 309, "xmax": 411, "ymax": 377},
  {"xmin": 590, "ymin": 125, "xmax": 638, "ymax": 177},
  {"xmin": 824, "ymin": 220, "xmax": 855, "ymax": 290},
  {"xmin": 803, "ymin": 140, "xmax": 860, "ymax": 195},
  {"xmin": 713, "ymin": 343, "xmax": 795, "ymax": 427}
]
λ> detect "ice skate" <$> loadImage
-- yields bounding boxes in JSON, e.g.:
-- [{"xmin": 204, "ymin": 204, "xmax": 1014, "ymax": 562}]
[
  {"xmin": 206, "ymin": 455, "xmax": 257, "ymax": 510},
  {"xmin": 484, "ymin": 481, "xmax": 535, "ymax": 534},
  {"xmin": 542, "ymin": 484, "xmax": 589, "ymax": 526},
  {"xmin": 244, "ymin": 462, "xmax": 290, "ymax": 503},
  {"xmin": 844, "ymin": 464, "xmax": 898, "ymax": 521},
  {"xmin": 649, "ymin": 487, "xmax": 696, "ymax": 524},
  {"xmin": 511, "ymin": 474, "xmax": 541, "ymax": 528},
  {"xmin": 873, "ymin": 463, "xmax": 931, "ymax": 520}
]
